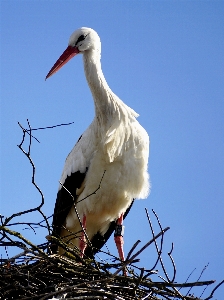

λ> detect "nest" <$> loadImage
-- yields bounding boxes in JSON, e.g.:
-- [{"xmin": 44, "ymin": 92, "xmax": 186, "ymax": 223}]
[
  {"xmin": 0, "ymin": 121, "xmax": 222, "ymax": 299},
  {"xmin": 0, "ymin": 246, "xmax": 218, "ymax": 300},
  {"xmin": 1, "ymin": 214, "xmax": 220, "ymax": 300}
]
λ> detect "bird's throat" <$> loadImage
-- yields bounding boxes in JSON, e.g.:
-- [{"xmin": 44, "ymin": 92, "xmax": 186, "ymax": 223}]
[{"xmin": 83, "ymin": 51, "xmax": 117, "ymax": 128}]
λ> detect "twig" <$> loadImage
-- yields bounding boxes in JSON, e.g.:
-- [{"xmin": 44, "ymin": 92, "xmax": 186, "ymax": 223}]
[
  {"xmin": 76, "ymin": 170, "xmax": 106, "ymax": 204},
  {"xmin": 5, "ymin": 120, "xmax": 50, "ymax": 235},
  {"xmin": 18, "ymin": 122, "xmax": 40, "ymax": 143},
  {"xmin": 168, "ymin": 242, "xmax": 176, "ymax": 283},
  {"xmin": 186, "ymin": 263, "xmax": 209, "ymax": 296},
  {"xmin": 145, "ymin": 208, "xmax": 164, "ymax": 273},
  {"xmin": 0, "ymin": 226, "xmax": 47, "ymax": 257},
  {"xmin": 26, "ymin": 121, "xmax": 74, "ymax": 131},
  {"xmin": 126, "ymin": 240, "xmax": 141, "ymax": 261},
  {"xmin": 204, "ymin": 279, "xmax": 224, "ymax": 300}
]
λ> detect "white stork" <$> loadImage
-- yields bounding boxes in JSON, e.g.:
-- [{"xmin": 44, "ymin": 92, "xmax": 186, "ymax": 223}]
[{"xmin": 46, "ymin": 27, "xmax": 150, "ymax": 264}]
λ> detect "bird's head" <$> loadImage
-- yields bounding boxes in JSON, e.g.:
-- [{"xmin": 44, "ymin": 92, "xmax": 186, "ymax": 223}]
[
  {"xmin": 69, "ymin": 27, "xmax": 100, "ymax": 52},
  {"xmin": 45, "ymin": 27, "xmax": 101, "ymax": 80}
]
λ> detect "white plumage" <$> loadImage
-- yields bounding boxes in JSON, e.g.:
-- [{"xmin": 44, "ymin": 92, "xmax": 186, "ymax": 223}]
[{"xmin": 46, "ymin": 27, "xmax": 150, "ymax": 260}]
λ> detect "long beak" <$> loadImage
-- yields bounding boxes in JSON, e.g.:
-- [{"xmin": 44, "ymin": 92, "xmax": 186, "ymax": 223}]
[{"xmin": 45, "ymin": 46, "xmax": 79, "ymax": 80}]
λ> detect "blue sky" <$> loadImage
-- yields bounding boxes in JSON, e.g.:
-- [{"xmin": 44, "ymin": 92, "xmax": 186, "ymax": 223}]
[{"xmin": 1, "ymin": 1, "xmax": 223, "ymax": 297}]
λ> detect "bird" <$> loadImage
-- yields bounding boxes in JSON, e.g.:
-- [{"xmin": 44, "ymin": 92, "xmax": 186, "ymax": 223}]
[{"xmin": 46, "ymin": 27, "xmax": 150, "ymax": 266}]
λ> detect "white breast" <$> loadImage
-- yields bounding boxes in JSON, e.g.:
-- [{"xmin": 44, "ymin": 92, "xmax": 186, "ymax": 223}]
[{"xmin": 64, "ymin": 117, "xmax": 149, "ymax": 242}]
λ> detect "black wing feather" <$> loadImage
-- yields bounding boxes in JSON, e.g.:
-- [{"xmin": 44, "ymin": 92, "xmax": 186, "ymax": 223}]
[{"xmin": 51, "ymin": 170, "xmax": 86, "ymax": 253}]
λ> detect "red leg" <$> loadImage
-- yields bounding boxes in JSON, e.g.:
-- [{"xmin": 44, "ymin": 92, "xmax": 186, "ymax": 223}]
[
  {"xmin": 114, "ymin": 213, "xmax": 127, "ymax": 275},
  {"xmin": 79, "ymin": 214, "xmax": 87, "ymax": 258}
]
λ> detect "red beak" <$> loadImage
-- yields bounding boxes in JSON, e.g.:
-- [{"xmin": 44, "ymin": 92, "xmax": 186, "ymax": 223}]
[{"xmin": 45, "ymin": 46, "xmax": 79, "ymax": 80}]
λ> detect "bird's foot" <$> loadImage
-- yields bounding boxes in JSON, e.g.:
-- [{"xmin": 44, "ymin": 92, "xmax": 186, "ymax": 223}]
[
  {"xmin": 114, "ymin": 235, "xmax": 125, "ymax": 261},
  {"xmin": 114, "ymin": 235, "xmax": 127, "ymax": 276},
  {"xmin": 79, "ymin": 214, "xmax": 87, "ymax": 258},
  {"xmin": 114, "ymin": 214, "xmax": 127, "ymax": 276}
]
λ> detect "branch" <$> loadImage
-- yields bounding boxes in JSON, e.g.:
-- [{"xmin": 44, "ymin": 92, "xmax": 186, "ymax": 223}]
[
  {"xmin": 0, "ymin": 226, "xmax": 47, "ymax": 257},
  {"xmin": 4, "ymin": 120, "xmax": 50, "ymax": 235},
  {"xmin": 204, "ymin": 280, "xmax": 224, "ymax": 300}
]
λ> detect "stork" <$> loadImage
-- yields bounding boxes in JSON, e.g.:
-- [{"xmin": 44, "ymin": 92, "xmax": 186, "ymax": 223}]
[{"xmin": 46, "ymin": 27, "xmax": 150, "ymax": 267}]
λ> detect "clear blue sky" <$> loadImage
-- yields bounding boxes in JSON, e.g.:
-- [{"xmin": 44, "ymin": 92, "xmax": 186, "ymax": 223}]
[{"xmin": 1, "ymin": 1, "xmax": 223, "ymax": 298}]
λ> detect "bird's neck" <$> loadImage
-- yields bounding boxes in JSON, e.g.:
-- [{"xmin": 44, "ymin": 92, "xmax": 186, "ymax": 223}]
[
  {"xmin": 83, "ymin": 50, "xmax": 120, "ymax": 127},
  {"xmin": 83, "ymin": 49, "xmax": 139, "ymax": 162}
]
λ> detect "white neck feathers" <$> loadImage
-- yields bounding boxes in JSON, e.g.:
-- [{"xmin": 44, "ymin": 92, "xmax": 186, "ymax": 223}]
[{"xmin": 83, "ymin": 49, "xmax": 139, "ymax": 162}]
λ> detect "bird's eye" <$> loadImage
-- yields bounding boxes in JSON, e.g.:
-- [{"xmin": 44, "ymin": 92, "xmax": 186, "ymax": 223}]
[{"xmin": 75, "ymin": 34, "xmax": 86, "ymax": 46}]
